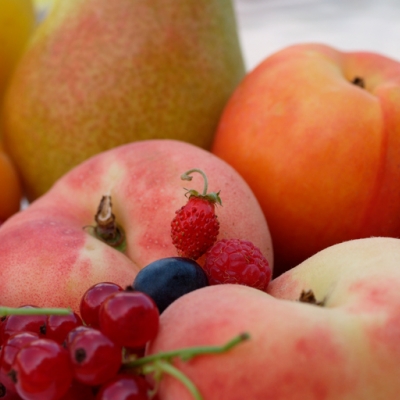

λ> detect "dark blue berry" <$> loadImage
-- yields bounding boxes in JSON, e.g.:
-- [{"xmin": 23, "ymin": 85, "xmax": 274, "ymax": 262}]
[{"xmin": 131, "ymin": 257, "xmax": 209, "ymax": 313}]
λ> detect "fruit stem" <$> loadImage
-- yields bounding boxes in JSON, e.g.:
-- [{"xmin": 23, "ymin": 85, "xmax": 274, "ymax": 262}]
[
  {"xmin": 0, "ymin": 306, "xmax": 72, "ymax": 317},
  {"xmin": 181, "ymin": 169, "xmax": 209, "ymax": 196},
  {"xmin": 125, "ymin": 333, "xmax": 249, "ymax": 400},
  {"xmin": 84, "ymin": 195, "xmax": 126, "ymax": 252},
  {"xmin": 180, "ymin": 169, "xmax": 222, "ymax": 205},
  {"xmin": 130, "ymin": 332, "xmax": 250, "ymax": 367},
  {"xmin": 145, "ymin": 360, "xmax": 203, "ymax": 400}
]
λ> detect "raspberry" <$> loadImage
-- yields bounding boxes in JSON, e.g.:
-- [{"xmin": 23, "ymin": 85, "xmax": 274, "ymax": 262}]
[
  {"xmin": 203, "ymin": 239, "xmax": 272, "ymax": 291},
  {"xmin": 171, "ymin": 169, "xmax": 221, "ymax": 260}
]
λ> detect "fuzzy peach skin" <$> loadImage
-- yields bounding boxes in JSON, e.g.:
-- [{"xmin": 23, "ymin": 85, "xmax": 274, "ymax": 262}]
[
  {"xmin": 148, "ymin": 237, "xmax": 400, "ymax": 400},
  {"xmin": 212, "ymin": 43, "xmax": 400, "ymax": 276},
  {"xmin": 0, "ymin": 139, "xmax": 272, "ymax": 313}
]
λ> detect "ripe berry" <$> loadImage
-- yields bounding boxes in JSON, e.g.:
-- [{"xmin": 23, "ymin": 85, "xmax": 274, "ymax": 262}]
[
  {"xmin": 58, "ymin": 379, "xmax": 95, "ymax": 400},
  {"xmin": 95, "ymin": 373, "xmax": 150, "ymax": 400},
  {"xmin": 80, "ymin": 282, "xmax": 123, "ymax": 328},
  {"xmin": 12, "ymin": 338, "xmax": 73, "ymax": 400},
  {"xmin": 0, "ymin": 316, "xmax": 5, "ymax": 344},
  {"xmin": 171, "ymin": 169, "xmax": 221, "ymax": 260},
  {"xmin": 46, "ymin": 312, "xmax": 83, "ymax": 344},
  {"xmin": 132, "ymin": 257, "xmax": 208, "ymax": 313},
  {"xmin": 2, "ymin": 306, "xmax": 47, "ymax": 342},
  {"xmin": 0, "ymin": 332, "xmax": 39, "ymax": 395},
  {"xmin": 65, "ymin": 326, "xmax": 92, "ymax": 347},
  {"xmin": 99, "ymin": 291, "xmax": 159, "ymax": 348},
  {"xmin": 0, "ymin": 384, "xmax": 21, "ymax": 399},
  {"xmin": 68, "ymin": 327, "xmax": 122, "ymax": 386},
  {"xmin": 203, "ymin": 239, "xmax": 272, "ymax": 291}
]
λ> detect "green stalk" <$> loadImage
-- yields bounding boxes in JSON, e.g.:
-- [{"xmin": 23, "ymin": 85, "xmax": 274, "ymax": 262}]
[
  {"xmin": 181, "ymin": 168, "xmax": 209, "ymax": 196},
  {"xmin": 0, "ymin": 306, "xmax": 72, "ymax": 317},
  {"xmin": 124, "ymin": 332, "xmax": 250, "ymax": 400},
  {"xmin": 144, "ymin": 360, "xmax": 204, "ymax": 400},
  {"xmin": 180, "ymin": 168, "xmax": 222, "ymax": 205},
  {"xmin": 129, "ymin": 332, "xmax": 249, "ymax": 367}
]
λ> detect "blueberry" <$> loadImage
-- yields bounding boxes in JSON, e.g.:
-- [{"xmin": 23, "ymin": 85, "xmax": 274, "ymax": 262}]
[{"xmin": 132, "ymin": 257, "xmax": 209, "ymax": 313}]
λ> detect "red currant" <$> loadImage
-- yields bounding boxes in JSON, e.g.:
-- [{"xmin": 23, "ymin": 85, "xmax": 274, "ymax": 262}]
[
  {"xmin": 99, "ymin": 291, "xmax": 159, "ymax": 348},
  {"xmin": 46, "ymin": 312, "xmax": 83, "ymax": 344},
  {"xmin": 124, "ymin": 345, "xmax": 146, "ymax": 360},
  {"xmin": 59, "ymin": 379, "xmax": 95, "ymax": 400},
  {"xmin": 2, "ymin": 306, "xmax": 47, "ymax": 342},
  {"xmin": 12, "ymin": 338, "xmax": 73, "ymax": 400},
  {"xmin": 68, "ymin": 327, "xmax": 122, "ymax": 386},
  {"xmin": 1, "ymin": 316, "xmax": 6, "ymax": 345},
  {"xmin": 0, "ymin": 384, "xmax": 21, "ymax": 399},
  {"xmin": 0, "ymin": 332, "xmax": 39, "ymax": 395},
  {"xmin": 95, "ymin": 373, "xmax": 150, "ymax": 400},
  {"xmin": 80, "ymin": 282, "xmax": 123, "ymax": 328},
  {"xmin": 65, "ymin": 326, "xmax": 92, "ymax": 347}
]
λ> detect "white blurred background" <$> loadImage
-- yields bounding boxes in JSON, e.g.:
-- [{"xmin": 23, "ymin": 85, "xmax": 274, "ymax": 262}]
[{"xmin": 233, "ymin": 0, "xmax": 400, "ymax": 70}]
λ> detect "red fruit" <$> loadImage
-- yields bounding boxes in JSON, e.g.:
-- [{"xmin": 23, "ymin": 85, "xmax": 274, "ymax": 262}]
[
  {"xmin": 0, "ymin": 316, "xmax": 5, "ymax": 344},
  {"xmin": 12, "ymin": 338, "xmax": 73, "ymax": 400},
  {"xmin": 65, "ymin": 326, "xmax": 93, "ymax": 349},
  {"xmin": 203, "ymin": 239, "xmax": 272, "ymax": 291},
  {"xmin": 46, "ymin": 312, "xmax": 83, "ymax": 345},
  {"xmin": 0, "ymin": 332, "xmax": 39, "ymax": 394},
  {"xmin": 59, "ymin": 380, "xmax": 95, "ymax": 400},
  {"xmin": 95, "ymin": 373, "xmax": 150, "ymax": 400},
  {"xmin": 0, "ymin": 385, "xmax": 21, "ymax": 399},
  {"xmin": 2, "ymin": 306, "xmax": 47, "ymax": 342},
  {"xmin": 68, "ymin": 328, "xmax": 122, "ymax": 386},
  {"xmin": 80, "ymin": 282, "xmax": 123, "ymax": 328},
  {"xmin": 99, "ymin": 291, "xmax": 159, "ymax": 349},
  {"xmin": 171, "ymin": 169, "xmax": 221, "ymax": 260}
]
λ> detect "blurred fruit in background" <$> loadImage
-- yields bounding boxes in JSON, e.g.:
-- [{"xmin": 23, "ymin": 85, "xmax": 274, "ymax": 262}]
[
  {"xmin": 33, "ymin": 0, "xmax": 56, "ymax": 22},
  {"xmin": 0, "ymin": 0, "xmax": 36, "ymax": 103},
  {"xmin": 212, "ymin": 43, "xmax": 400, "ymax": 276},
  {"xmin": 0, "ymin": 142, "xmax": 22, "ymax": 224},
  {"xmin": 0, "ymin": 0, "xmax": 34, "ymax": 221},
  {"xmin": 1, "ymin": 0, "xmax": 245, "ymax": 201}
]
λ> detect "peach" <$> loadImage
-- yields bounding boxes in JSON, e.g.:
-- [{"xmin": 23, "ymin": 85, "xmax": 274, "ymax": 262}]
[
  {"xmin": 212, "ymin": 43, "xmax": 400, "ymax": 276},
  {"xmin": 148, "ymin": 237, "xmax": 400, "ymax": 399},
  {"xmin": 0, "ymin": 140, "xmax": 272, "ymax": 313}
]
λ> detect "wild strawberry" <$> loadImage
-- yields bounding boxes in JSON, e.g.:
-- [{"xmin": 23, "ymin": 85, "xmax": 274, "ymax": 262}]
[
  {"xmin": 203, "ymin": 238, "xmax": 272, "ymax": 291},
  {"xmin": 171, "ymin": 169, "xmax": 221, "ymax": 260}
]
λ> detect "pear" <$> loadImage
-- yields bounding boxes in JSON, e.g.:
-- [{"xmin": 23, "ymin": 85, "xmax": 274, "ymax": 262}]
[
  {"xmin": 1, "ymin": 0, "xmax": 245, "ymax": 200},
  {"xmin": 0, "ymin": 0, "xmax": 36, "ymax": 103}
]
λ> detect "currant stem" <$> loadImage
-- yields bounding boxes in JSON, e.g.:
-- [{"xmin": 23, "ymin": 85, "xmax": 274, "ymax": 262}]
[
  {"xmin": 145, "ymin": 360, "xmax": 204, "ymax": 400},
  {"xmin": 125, "ymin": 333, "xmax": 249, "ymax": 400},
  {"xmin": 0, "ymin": 306, "xmax": 72, "ymax": 317},
  {"xmin": 181, "ymin": 169, "xmax": 208, "ymax": 196},
  {"xmin": 127, "ymin": 332, "xmax": 250, "ymax": 367}
]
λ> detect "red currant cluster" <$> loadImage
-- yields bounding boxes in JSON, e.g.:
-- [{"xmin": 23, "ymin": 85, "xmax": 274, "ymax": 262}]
[{"xmin": 0, "ymin": 283, "xmax": 160, "ymax": 400}]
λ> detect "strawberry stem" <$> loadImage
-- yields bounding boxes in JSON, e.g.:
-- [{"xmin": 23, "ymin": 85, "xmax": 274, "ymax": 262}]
[
  {"xmin": 181, "ymin": 168, "xmax": 208, "ymax": 196},
  {"xmin": 180, "ymin": 169, "xmax": 222, "ymax": 205}
]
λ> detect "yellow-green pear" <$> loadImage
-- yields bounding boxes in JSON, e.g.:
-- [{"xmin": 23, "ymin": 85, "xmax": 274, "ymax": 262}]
[
  {"xmin": 0, "ymin": 0, "xmax": 36, "ymax": 103},
  {"xmin": 1, "ymin": 0, "xmax": 245, "ymax": 200}
]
